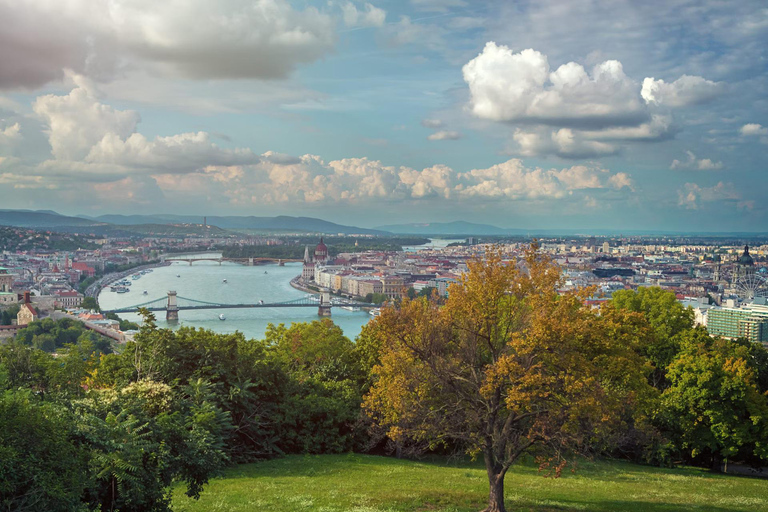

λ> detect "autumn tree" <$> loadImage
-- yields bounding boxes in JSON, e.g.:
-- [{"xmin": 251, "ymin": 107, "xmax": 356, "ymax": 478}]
[{"xmin": 364, "ymin": 246, "xmax": 652, "ymax": 512}]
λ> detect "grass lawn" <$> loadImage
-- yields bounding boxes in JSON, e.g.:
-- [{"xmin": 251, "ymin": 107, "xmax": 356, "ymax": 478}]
[{"xmin": 172, "ymin": 454, "xmax": 767, "ymax": 512}]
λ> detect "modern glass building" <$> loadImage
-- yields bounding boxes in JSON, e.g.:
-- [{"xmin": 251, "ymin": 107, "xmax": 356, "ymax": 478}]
[{"xmin": 707, "ymin": 304, "xmax": 768, "ymax": 344}]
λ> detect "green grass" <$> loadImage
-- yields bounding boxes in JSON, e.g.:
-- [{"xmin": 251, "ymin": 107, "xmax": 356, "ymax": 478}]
[{"xmin": 172, "ymin": 454, "xmax": 768, "ymax": 512}]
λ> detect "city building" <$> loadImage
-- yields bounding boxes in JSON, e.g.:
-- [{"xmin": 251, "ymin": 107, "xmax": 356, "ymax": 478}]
[
  {"xmin": 16, "ymin": 292, "xmax": 38, "ymax": 326},
  {"xmin": 54, "ymin": 290, "xmax": 84, "ymax": 308},
  {"xmin": 301, "ymin": 246, "xmax": 315, "ymax": 282},
  {"xmin": 314, "ymin": 237, "xmax": 329, "ymax": 265},
  {"xmin": 0, "ymin": 267, "xmax": 15, "ymax": 293},
  {"xmin": 707, "ymin": 302, "xmax": 768, "ymax": 345}
]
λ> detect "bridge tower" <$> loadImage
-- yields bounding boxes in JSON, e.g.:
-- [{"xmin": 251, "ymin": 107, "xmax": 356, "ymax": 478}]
[
  {"xmin": 318, "ymin": 292, "xmax": 332, "ymax": 317},
  {"xmin": 166, "ymin": 291, "xmax": 179, "ymax": 322},
  {"xmin": 248, "ymin": 257, "xmax": 254, "ymax": 266}
]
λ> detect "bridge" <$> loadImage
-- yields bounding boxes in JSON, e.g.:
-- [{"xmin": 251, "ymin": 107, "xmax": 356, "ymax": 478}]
[
  {"xmin": 103, "ymin": 291, "xmax": 377, "ymax": 321},
  {"xmin": 164, "ymin": 256, "xmax": 303, "ymax": 266}
]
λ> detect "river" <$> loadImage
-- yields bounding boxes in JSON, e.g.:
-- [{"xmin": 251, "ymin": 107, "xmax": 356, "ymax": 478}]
[{"xmin": 98, "ymin": 257, "xmax": 372, "ymax": 341}]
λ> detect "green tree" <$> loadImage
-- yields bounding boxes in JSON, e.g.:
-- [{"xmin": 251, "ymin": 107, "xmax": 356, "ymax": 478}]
[
  {"xmin": 100, "ymin": 311, "xmax": 289, "ymax": 462},
  {"xmin": 81, "ymin": 380, "xmax": 231, "ymax": 512},
  {"xmin": 265, "ymin": 320, "xmax": 365, "ymax": 453},
  {"xmin": 0, "ymin": 304, "xmax": 20, "ymax": 325},
  {"xmin": 0, "ymin": 390, "xmax": 89, "ymax": 512},
  {"xmin": 417, "ymin": 286, "xmax": 437, "ymax": 298},
  {"xmin": 82, "ymin": 296, "xmax": 100, "ymax": 311},
  {"xmin": 364, "ymin": 247, "xmax": 652, "ymax": 512},
  {"xmin": 364, "ymin": 292, "xmax": 388, "ymax": 305},
  {"xmin": 610, "ymin": 287, "xmax": 694, "ymax": 387},
  {"xmin": 663, "ymin": 328, "xmax": 768, "ymax": 469}
]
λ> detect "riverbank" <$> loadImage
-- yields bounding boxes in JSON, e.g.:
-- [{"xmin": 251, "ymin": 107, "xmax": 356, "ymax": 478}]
[
  {"xmin": 87, "ymin": 261, "xmax": 171, "ymax": 299},
  {"xmin": 289, "ymin": 275, "xmax": 320, "ymax": 294}
]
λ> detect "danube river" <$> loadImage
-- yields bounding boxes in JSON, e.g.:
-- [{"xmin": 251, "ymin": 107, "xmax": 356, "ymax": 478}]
[{"xmin": 98, "ymin": 258, "xmax": 372, "ymax": 341}]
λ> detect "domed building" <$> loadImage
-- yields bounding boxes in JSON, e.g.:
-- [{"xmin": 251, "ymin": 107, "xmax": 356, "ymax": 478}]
[
  {"xmin": 733, "ymin": 244, "xmax": 755, "ymax": 282},
  {"xmin": 314, "ymin": 237, "xmax": 328, "ymax": 265}
]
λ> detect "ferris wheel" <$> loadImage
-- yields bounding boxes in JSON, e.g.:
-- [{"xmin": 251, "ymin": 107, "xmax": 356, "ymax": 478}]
[{"xmin": 734, "ymin": 270, "xmax": 768, "ymax": 300}]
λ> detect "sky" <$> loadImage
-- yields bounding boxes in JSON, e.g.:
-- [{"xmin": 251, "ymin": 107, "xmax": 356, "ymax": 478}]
[{"xmin": 0, "ymin": 0, "xmax": 766, "ymax": 232}]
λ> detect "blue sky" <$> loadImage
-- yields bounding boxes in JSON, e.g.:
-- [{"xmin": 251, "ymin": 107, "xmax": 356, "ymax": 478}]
[{"xmin": 0, "ymin": 0, "xmax": 766, "ymax": 231}]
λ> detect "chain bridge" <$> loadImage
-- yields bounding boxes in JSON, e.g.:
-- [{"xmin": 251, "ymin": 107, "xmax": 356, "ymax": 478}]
[
  {"xmin": 164, "ymin": 256, "xmax": 303, "ymax": 266},
  {"xmin": 103, "ymin": 291, "xmax": 377, "ymax": 320}
]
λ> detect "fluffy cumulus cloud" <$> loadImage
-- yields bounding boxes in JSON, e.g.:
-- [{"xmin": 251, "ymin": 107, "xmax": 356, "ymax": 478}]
[
  {"xmin": 2, "ymin": 74, "xmax": 637, "ymax": 213},
  {"xmin": 641, "ymin": 76, "xmax": 725, "ymax": 107},
  {"xmin": 341, "ymin": 2, "xmax": 385, "ymax": 28},
  {"xmin": 0, "ymin": 0, "xmax": 336, "ymax": 88},
  {"xmin": 32, "ymin": 75, "xmax": 140, "ymax": 161},
  {"xmin": 670, "ymin": 151, "xmax": 723, "ymax": 171},
  {"xmin": 740, "ymin": 123, "xmax": 768, "ymax": 144},
  {"xmin": 159, "ymin": 155, "xmax": 633, "ymax": 207},
  {"xmin": 740, "ymin": 123, "xmax": 768, "ymax": 136},
  {"xmin": 463, "ymin": 43, "xmax": 725, "ymax": 157},
  {"xmin": 29, "ymin": 77, "xmax": 259, "ymax": 174},
  {"xmin": 463, "ymin": 43, "xmax": 647, "ymax": 128},
  {"xmin": 512, "ymin": 128, "xmax": 617, "ymax": 159},
  {"xmin": 677, "ymin": 182, "xmax": 751, "ymax": 210}
]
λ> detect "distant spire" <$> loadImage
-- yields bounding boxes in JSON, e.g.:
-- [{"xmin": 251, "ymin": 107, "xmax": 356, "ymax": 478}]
[{"xmin": 304, "ymin": 245, "xmax": 310, "ymax": 263}]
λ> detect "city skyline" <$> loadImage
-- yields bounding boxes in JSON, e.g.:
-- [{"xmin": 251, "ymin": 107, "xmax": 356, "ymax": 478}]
[{"xmin": 0, "ymin": 1, "xmax": 766, "ymax": 231}]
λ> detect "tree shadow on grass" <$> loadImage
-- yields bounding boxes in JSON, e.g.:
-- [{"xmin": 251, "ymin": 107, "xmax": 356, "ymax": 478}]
[{"xmin": 506, "ymin": 500, "xmax": 744, "ymax": 512}]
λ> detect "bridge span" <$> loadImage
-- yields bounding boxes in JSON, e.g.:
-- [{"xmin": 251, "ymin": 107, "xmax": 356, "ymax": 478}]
[
  {"xmin": 103, "ymin": 291, "xmax": 377, "ymax": 321},
  {"xmin": 164, "ymin": 256, "xmax": 303, "ymax": 266}
]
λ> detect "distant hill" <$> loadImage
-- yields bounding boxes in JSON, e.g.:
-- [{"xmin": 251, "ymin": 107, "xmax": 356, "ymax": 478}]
[
  {"xmin": 83, "ymin": 214, "xmax": 387, "ymax": 235},
  {"xmin": 0, "ymin": 209, "xmax": 102, "ymax": 228},
  {"xmin": 375, "ymin": 221, "xmax": 511, "ymax": 236}
]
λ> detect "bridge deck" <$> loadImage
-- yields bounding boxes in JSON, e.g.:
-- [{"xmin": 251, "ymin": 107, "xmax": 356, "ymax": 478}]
[{"xmin": 105, "ymin": 301, "xmax": 377, "ymax": 314}]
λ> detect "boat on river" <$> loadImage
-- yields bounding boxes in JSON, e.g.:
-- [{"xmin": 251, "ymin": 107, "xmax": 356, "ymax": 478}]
[{"xmin": 219, "ymin": 314, "xmax": 226, "ymax": 321}]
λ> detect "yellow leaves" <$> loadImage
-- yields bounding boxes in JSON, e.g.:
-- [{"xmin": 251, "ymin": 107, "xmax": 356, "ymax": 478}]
[{"xmin": 363, "ymin": 242, "xmax": 653, "ymax": 465}]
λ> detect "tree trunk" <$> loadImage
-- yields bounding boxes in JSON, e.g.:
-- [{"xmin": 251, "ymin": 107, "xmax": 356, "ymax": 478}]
[{"xmin": 482, "ymin": 455, "xmax": 507, "ymax": 512}]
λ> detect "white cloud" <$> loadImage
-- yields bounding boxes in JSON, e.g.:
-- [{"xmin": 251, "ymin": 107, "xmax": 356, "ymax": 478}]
[
  {"xmin": 512, "ymin": 128, "xmax": 617, "ymax": 158},
  {"xmin": 739, "ymin": 123, "xmax": 768, "ymax": 144},
  {"xmin": 33, "ymin": 75, "xmax": 140, "ymax": 161},
  {"xmin": 85, "ymin": 132, "xmax": 259, "ymax": 172},
  {"xmin": 427, "ymin": 130, "xmax": 462, "ymax": 141},
  {"xmin": 740, "ymin": 123, "xmax": 768, "ymax": 136},
  {"xmin": 156, "ymin": 156, "xmax": 632, "ymax": 207},
  {"xmin": 580, "ymin": 115, "xmax": 675, "ymax": 142},
  {"xmin": 463, "ymin": 43, "xmax": 647, "ymax": 129},
  {"xmin": 677, "ymin": 181, "xmax": 748, "ymax": 210},
  {"xmin": 0, "ymin": 123, "xmax": 20, "ymax": 139},
  {"xmin": 670, "ymin": 150, "xmax": 723, "ymax": 171},
  {"xmin": 641, "ymin": 75, "xmax": 725, "ymax": 107},
  {"xmin": 342, "ymin": 2, "xmax": 386, "ymax": 28},
  {"xmin": 0, "ymin": 0, "xmax": 336, "ymax": 89},
  {"xmin": 31, "ymin": 77, "xmax": 259, "ymax": 173}
]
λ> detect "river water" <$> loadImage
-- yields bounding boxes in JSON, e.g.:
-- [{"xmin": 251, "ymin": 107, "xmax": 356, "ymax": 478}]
[{"xmin": 98, "ymin": 258, "xmax": 372, "ymax": 341}]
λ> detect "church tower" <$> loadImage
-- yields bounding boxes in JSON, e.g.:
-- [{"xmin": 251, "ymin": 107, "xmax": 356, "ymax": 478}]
[{"xmin": 302, "ymin": 245, "xmax": 315, "ymax": 282}]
